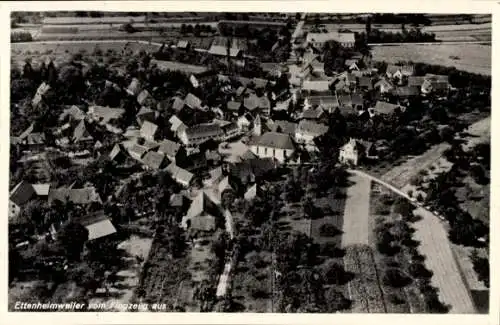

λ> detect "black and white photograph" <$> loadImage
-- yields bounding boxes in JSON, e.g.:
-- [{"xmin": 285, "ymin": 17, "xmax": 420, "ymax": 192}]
[{"xmin": 7, "ymin": 6, "xmax": 492, "ymax": 317}]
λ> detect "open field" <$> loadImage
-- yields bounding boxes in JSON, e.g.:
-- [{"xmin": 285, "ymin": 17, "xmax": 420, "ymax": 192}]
[
  {"xmin": 341, "ymin": 173, "xmax": 371, "ymax": 246},
  {"xmin": 412, "ymin": 207, "xmax": 476, "ymax": 313},
  {"xmin": 371, "ymin": 43, "xmax": 491, "ymax": 75}
]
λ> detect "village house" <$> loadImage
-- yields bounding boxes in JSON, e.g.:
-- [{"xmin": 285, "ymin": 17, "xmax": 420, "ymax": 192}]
[
  {"xmin": 221, "ymin": 122, "xmax": 240, "ymax": 141},
  {"xmin": 59, "ymin": 105, "xmax": 85, "ymax": 123},
  {"xmin": 181, "ymin": 192, "xmax": 221, "ymax": 233},
  {"xmin": 176, "ymin": 40, "xmax": 191, "ymax": 50},
  {"xmin": 351, "ymin": 93, "xmax": 364, "ymax": 111},
  {"xmin": 358, "ymin": 77, "xmax": 374, "ymax": 91},
  {"xmin": 127, "ymin": 143, "xmax": 150, "ymax": 161},
  {"xmin": 140, "ymin": 121, "xmax": 159, "ymax": 141},
  {"xmin": 372, "ymin": 101, "xmax": 403, "ymax": 115},
  {"xmin": 169, "ymin": 115, "xmax": 187, "ymax": 136},
  {"xmin": 339, "ymin": 138, "xmax": 377, "ymax": 166},
  {"xmin": 306, "ymin": 31, "xmax": 356, "ymax": 49},
  {"xmin": 244, "ymin": 183, "xmax": 263, "ymax": 201},
  {"xmin": 136, "ymin": 106, "xmax": 157, "ymax": 126},
  {"xmin": 184, "ymin": 93, "xmax": 203, "ymax": 110},
  {"xmin": 249, "ymin": 131, "xmax": 296, "ymax": 163},
  {"xmin": 137, "ymin": 89, "xmax": 156, "ymax": 107},
  {"xmin": 204, "ymin": 166, "xmax": 224, "ymax": 187},
  {"xmin": 32, "ymin": 82, "xmax": 51, "ymax": 107},
  {"xmin": 158, "ymin": 139, "xmax": 186, "ymax": 162},
  {"xmin": 345, "ymin": 59, "xmax": 361, "ymax": 72},
  {"xmin": 23, "ymin": 132, "xmax": 46, "ymax": 152},
  {"xmin": 208, "ymin": 45, "xmax": 242, "ymax": 58},
  {"xmin": 270, "ymin": 120, "xmax": 298, "ymax": 136},
  {"xmin": 141, "ymin": 151, "xmax": 167, "ymax": 170},
  {"xmin": 227, "ymin": 101, "xmax": 243, "ymax": 115},
  {"xmin": 171, "ymin": 96, "xmax": 185, "ymax": 112},
  {"xmin": 237, "ymin": 113, "xmax": 254, "ymax": 132},
  {"xmin": 126, "ymin": 78, "xmax": 142, "ymax": 96},
  {"xmin": 421, "ymin": 74, "xmax": 451, "ymax": 95},
  {"xmin": 165, "ymin": 162, "xmax": 195, "ymax": 187},
  {"xmin": 109, "ymin": 143, "xmax": 128, "ymax": 164},
  {"xmin": 179, "ymin": 123, "xmax": 224, "ymax": 148},
  {"xmin": 71, "ymin": 212, "xmax": 117, "ymax": 242},
  {"xmin": 302, "ymin": 80, "xmax": 331, "ymax": 93},
  {"xmin": 392, "ymin": 86, "xmax": 421, "ymax": 99},
  {"xmin": 48, "ymin": 186, "xmax": 102, "ymax": 206},
  {"xmin": 374, "ymin": 78, "xmax": 395, "ymax": 94},
  {"xmin": 304, "ymin": 94, "xmax": 340, "ymax": 113},
  {"xmin": 386, "ymin": 64, "xmax": 415, "ymax": 82},
  {"xmin": 9, "ymin": 181, "xmax": 37, "ymax": 221},
  {"xmin": 72, "ymin": 120, "xmax": 94, "ymax": 145},
  {"xmin": 87, "ymin": 106, "xmax": 125, "ymax": 125},
  {"xmin": 295, "ymin": 120, "xmax": 329, "ymax": 145},
  {"xmin": 300, "ymin": 106, "xmax": 325, "ymax": 121}
]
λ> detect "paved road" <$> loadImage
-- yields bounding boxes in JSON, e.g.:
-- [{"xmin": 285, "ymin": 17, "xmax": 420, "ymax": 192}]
[{"xmin": 349, "ymin": 169, "xmax": 476, "ymax": 313}]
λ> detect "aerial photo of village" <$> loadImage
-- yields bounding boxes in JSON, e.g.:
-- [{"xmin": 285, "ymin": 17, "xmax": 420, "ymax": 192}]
[{"xmin": 9, "ymin": 12, "xmax": 491, "ymax": 313}]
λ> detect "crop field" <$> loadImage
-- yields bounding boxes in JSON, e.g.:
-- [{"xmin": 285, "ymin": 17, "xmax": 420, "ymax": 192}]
[
  {"xmin": 344, "ymin": 245, "xmax": 386, "ymax": 313},
  {"xmin": 371, "ymin": 43, "xmax": 491, "ymax": 76},
  {"xmin": 341, "ymin": 173, "xmax": 371, "ymax": 246},
  {"xmin": 412, "ymin": 207, "xmax": 476, "ymax": 313}
]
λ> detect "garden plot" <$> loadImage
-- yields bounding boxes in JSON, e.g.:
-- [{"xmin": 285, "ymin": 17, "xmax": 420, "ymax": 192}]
[
  {"xmin": 368, "ymin": 184, "xmax": 427, "ymax": 313},
  {"xmin": 344, "ymin": 245, "xmax": 386, "ymax": 313},
  {"xmin": 310, "ymin": 193, "xmax": 346, "ymax": 246},
  {"xmin": 88, "ymin": 235, "xmax": 153, "ymax": 311},
  {"xmin": 381, "ymin": 143, "xmax": 451, "ymax": 189},
  {"xmin": 341, "ymin": 173, "xmax": 371, "ymax": 247},
  {"xmin": 412, "ymin": 207, "xmax": 476, "ymax": 313},
  {"xmin": 231, "ymin": 251, "xmax": 273, "ymax": 312}
]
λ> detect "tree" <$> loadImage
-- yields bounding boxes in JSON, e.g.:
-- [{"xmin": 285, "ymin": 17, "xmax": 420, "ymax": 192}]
[
  {"xmin": 58, "ymin": 221, "xmax": 89, "ymax": 261},
  {"xmin": 471, "ymin": 250, "xmax": 489, "ymax": 287},
  {"xmin": 408, "ymin": 262, "xmax": 433, "ymax": 279},
  {"xmin": 319, "ymin": 260, "xmax": 351, "ymax": 285},
  {"xmin": 383, "ymin": 268, "xmax": 412, "ymax": 288},
  {"xmin": 324, "ymin": 287, "xmax": 351, "ymax": 312},
  {"xmin": 319, "ymin": 224, "xmax": 342, "ymax": 237}
]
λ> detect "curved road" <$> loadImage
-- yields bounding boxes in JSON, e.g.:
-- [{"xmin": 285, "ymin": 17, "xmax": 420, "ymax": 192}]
[{"xmin": 349, "ymin": 169, "xmax": 476, "ymax": 313}]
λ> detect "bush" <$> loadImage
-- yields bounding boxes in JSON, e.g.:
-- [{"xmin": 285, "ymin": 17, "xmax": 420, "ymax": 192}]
[
  {"xmin": 383, "ymin": 268, "xmax": 412, "ymax": 288},
  {"xmin": 319, "ymin": 224, "xmax": 342, "ymax": 237},
  {"xmin": 388, "ymin": 293, "xmax": 406, "ymax": 305},
  {"xmin": 319, "ymin": 242, "xmax": 344, "ymax": 258}
]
